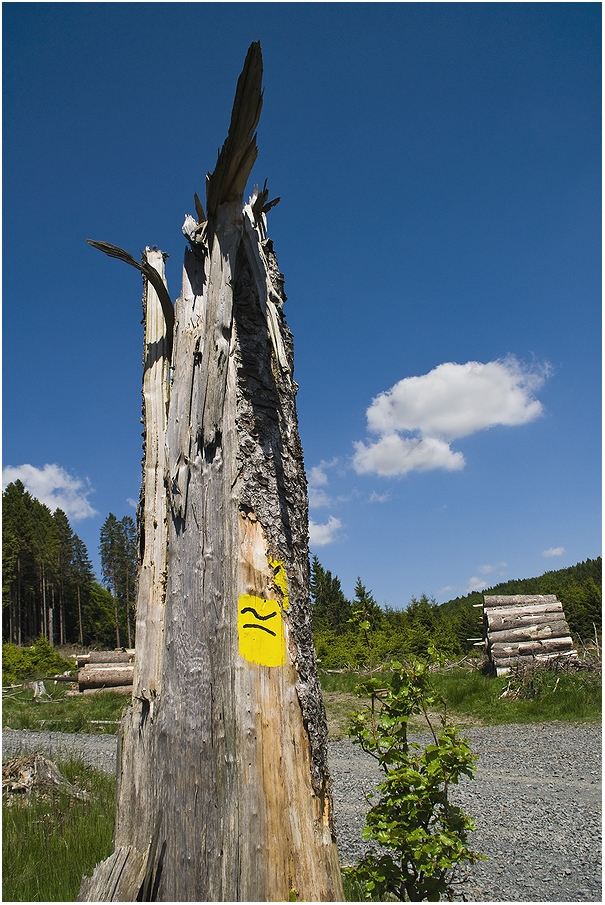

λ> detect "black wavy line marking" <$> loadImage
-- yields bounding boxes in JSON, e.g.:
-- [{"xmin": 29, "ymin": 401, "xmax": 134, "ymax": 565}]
[
  {"xmin": 242, "ymin": 623, "xmax": 277, "ymax": 636},
  {"xmin": 240, "ymin": 607, "xmax": 277, "ymax": 621}
]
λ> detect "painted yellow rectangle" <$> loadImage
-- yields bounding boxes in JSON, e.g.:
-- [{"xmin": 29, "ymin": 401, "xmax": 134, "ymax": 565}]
[{"xmin": 238, "ymin": 593, "xmax": 286, "ymax": 667}]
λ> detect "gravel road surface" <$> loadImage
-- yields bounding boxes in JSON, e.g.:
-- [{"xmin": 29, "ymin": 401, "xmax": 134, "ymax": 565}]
[
  {"xmin": 3, "ymin": 721, "xmax": 601, "ymax": 902},
  {"xmin": 329, "ymin": 722, "xmax": 601, "ymax": 902}
]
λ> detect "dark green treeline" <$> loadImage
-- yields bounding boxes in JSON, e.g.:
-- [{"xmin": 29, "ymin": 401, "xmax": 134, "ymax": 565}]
[{"xmin": 2, "ymin": 480, "xmax": 137, "ymax": 647}]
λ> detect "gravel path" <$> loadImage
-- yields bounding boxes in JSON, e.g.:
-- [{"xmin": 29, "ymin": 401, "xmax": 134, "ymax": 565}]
[
  {"xmin": 329, "ymin": 722, "xmax": 602, "ymax": 902},
  {"xmin": 3, "ymin": 722, "xmax": 601, "ymax": 902}
]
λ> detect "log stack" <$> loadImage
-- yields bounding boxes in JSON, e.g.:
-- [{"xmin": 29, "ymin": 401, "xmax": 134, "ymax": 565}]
[
  {"xmin": 76, "ymin": 650, "xmax": 135, "ymax": 694},
  {"xmin": 482, "ymin": 595, "xmax": 576, "ymax": 676}
]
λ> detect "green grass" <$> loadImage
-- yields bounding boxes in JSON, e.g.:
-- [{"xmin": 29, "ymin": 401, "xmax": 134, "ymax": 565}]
[
  {"xmin": 431, "ymin": 667, "xmax": 601, "ymax": 724},
  {"xmin": 320, "ymin": 664, "xmax": 601, "ymax": 733},
  {"xmin": 2, "ymin": 758, "xmax": 116, "ymax": 902},
  {"xmin": 319, "ymin": 669, "xmax": 372, "ymax": 694},
  {"xmin": 2, "ymin": 684, "xmax": 127, "ymax": 734}
]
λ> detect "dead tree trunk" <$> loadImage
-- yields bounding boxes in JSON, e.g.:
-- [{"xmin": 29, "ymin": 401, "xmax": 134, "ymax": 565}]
[{"xmin": 80, "ymin": 43, "xmax": 343, "ymax": 902}]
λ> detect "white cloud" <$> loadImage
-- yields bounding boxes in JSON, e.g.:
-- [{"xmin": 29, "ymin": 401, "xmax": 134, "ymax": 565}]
[
  {"xmin": 367, "ymin": 357, "xmax": 549, "ymax": 440},
  {"xmin": 127, "ymin": 498, "xmax": 138, "ymax": 510},
  {"xmin": 309, "ymin": 516, "xmax": 342, "ymax": 547},
  {"xmin": 466, "ymin": 562, "xmax": 507, "ymax": 593},
  {"xmin": 309, "ymin": 487, "xmax": 331, "ymax": 508},
  {"xmin": 2, "ymin": 463, "xmax": 97, "ymax": 520},
  {"xmin": 308, "ymin": 464, "xmax": 329, "ymax": 487},
  {"xmin": 308, "ymin": 458, "xmax": 339, "ymax": 487},
  {"xmin": 353, "ymin": 435, "xmax": 464, "ymax": 476},
  {"xmin": 477, "ymin": 562, "xmax": 507, "ymax": 576},
  {"xmin": 308, "ymin": 459, "xmax": 341, "ymax": 509},
  {"xmin": 543, "ymin": 546, "xmax": 565, "ymax": 557},
  {"xmin": 353, "ymin": 356, "xmax": 550, "ymax": 477},
  {"xmin": 368, "ymin": 491, "xmax": 390, "ymax": 503}
]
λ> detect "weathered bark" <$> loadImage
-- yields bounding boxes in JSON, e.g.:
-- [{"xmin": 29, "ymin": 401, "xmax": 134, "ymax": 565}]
[
  {"xmin": 492, "ymin": 649, "xmax": 578, "ymax": 669},
  {"xmin": 485, "ymin": 608, "xmax": 565, "ymax": 631},
  {"xmin": 81, "ymin": 42, "xmax": 343, "ymax": 902}
]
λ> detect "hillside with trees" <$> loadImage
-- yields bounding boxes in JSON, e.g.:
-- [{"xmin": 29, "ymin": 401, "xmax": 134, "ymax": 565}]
[
  {"xmin": 311, "ymin": 555, "xmax": 601, "ymax": 669},
  {"xmin": 2, "ymin": 480, "xmax": 136, "ymax": 648}
]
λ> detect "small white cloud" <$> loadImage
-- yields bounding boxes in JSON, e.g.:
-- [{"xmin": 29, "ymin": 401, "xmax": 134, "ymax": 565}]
[
  {"xmin": 308, "ymin": 459, "xmax": 341, "ymax": 508},
  {"xmin": 366, "ymin": 357, "xmax": 549, "ymax": 440},
  {"xmin": 477, "ymin": 562, "xmax": 507, "ymax": 576},
  {"xmin": 127, "ymin": 498, "xmax": 138, "ymax": 510},
  {"xmin": 353, "ymin": 357, "xmax": 550, "ymax": 478},
  {"xmin": 309, "ymin": 516, "xmax": 342, "ymax": 547},
  {"xmin": 466, "ymin": 562, "xmax": 507, "ymax": 593},
  {"xmin": 308, "ymin": 465, "xmax": 329, "ymax": 487},
  {"xmin": 467, "ymin": 575, "xmax": 486, "ymax": 593},
  {"xmin": 543, "ymin": 546, "xmax": 565, "ymax": 557},
  {"xmin": 353, "ymin": 435, "xmax": 464, "ymax": 477},
  {"xmin": 308, "ymin": 458, "xmax": 339, "ymax": 487},
  {"xmin": 309, "ymin": 487, "xmax": 331, "ymax": 509},
  {"xmin": 368, "ymin": 491, "xmax": 390, "ymax": 503},
  {"xmin": 2, "ymin": 463, "xmax": 97, "ymax": 520}
]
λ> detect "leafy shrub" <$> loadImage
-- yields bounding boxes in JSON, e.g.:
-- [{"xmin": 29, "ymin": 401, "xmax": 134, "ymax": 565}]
[
  {"xmin": 346, "ymin": 652, "xmax": 484, "ymax": 900},
  {"xmin": 2, "ymin": 637, "xmax": 75, "ymax": 686}
]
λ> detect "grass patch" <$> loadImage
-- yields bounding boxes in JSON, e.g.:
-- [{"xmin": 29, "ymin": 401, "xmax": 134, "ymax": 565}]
[
  {"xmin": 2, "ymin": 758, "xmax": 116, "ymax": 902},
  {"xmin": 319, "ymin": 670, "xmax": 371, "ymax": 694},
  {"xmin": 2, "ymin": 684, "xmax": 127, "ymax": 734},
  {"xmin": 431, "ymin": 667, "xmax": 601, "ymax": 724},
  {"xmin": 320, "ymin": 665, "xmax": 601, "ymax": 736}
]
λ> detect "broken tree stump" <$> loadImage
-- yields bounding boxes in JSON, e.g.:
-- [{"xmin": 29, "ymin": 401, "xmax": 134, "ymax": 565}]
[{"xmin": 80, "ymin": 42, "xmax": 343, "ymax": 902}]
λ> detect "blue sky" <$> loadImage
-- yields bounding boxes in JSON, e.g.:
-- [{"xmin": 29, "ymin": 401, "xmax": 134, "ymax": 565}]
[{"xmin": 3, "ymin": 2, "xmax": 601, "ymax": 608}]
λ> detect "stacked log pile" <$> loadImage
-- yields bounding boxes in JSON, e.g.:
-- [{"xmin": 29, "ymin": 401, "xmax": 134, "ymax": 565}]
[
  {"xmin": 482, "ymin": 595, "xmax": 576, "ymax": 676},
  {"xmin": 76, "ymin": 650, "xmax": 135, "ymax": 694}
]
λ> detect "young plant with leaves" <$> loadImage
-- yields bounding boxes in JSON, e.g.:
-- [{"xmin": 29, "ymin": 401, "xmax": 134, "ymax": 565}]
[{"xmin": 347, "ymin": 648, "xmax": 484, "ymax": 901}]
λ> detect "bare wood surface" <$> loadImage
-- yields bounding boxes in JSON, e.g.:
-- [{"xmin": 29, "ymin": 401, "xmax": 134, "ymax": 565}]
[
  {"xmin": 488, "ymin": 620, "xmax": 570, "ymax": 645},
  {"xmin": 205, "ymin": 41, "xmax": 263, "ymax": 218},
  {"xmin": 484, "ymin": 594, "xmax": 558, "ymax": 608},
  {"xmin": 77, "ymin": 847, "xmax": 146, "ymax": 902},
  {"xmin": 112, "ymin": 248, "xmax": 171, "ymax": 865},
  {"xmin": 88, "ymin": 651, "xmax": 135, "ymax": 664},
  {"xmin": 78, "ymin": 666, "xmax": 134, "ymax": 689}
]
